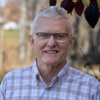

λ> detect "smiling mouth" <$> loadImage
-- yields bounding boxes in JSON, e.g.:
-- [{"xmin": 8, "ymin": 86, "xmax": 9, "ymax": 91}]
[{"xmin": 45, "ymin": 51, "xmax": 59, "ymax": 54}]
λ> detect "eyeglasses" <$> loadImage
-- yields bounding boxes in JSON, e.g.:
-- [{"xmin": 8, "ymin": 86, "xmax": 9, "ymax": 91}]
[{"xmin": 34, "ymin": 32, "xmax": 72, "ymax": 42}]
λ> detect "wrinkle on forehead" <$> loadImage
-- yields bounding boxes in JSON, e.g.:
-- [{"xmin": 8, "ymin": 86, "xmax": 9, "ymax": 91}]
[{"xmin": 34, "ymin": 17, "xmax": 72, "ymax": 34}]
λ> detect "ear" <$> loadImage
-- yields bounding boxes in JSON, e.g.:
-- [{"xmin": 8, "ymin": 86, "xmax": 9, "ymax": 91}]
[
  {"xmin": 69, "ymin": 36, "xmax": 75, "ymax": 50},
  {"xmin": 29, "ymin": 35, "xmax": 35, "ymax": 49}
]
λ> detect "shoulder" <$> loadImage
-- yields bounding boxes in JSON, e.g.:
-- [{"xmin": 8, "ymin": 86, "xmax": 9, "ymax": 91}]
[
  {"xmin": 7, "ymin": 65, "xmax": 32, "ymax": 75},
  {"xmin": 68, "ymin": 67, "xmax": 100, "ymax": 86},
  {"xmin": 63, "ymin": 67, "xmax": 100, "ymax": 99},
  {"xmin": 1, "ymin": 66, "xmax": 33, "ymax": 84}
]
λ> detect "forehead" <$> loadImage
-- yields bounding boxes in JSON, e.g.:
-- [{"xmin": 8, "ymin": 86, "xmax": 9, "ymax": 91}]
[{"xmin": 34, "ymin": 17, "xmax": 72, "ymax": 33}]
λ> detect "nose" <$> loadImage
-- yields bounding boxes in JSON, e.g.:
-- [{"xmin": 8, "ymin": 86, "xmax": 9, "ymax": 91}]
[{"xmin": 47, "ymin": 35, "xmax": 57, "ymax": 47}]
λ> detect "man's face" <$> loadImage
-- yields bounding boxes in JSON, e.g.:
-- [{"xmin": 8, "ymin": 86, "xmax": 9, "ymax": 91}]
[{"xmin": 29, "ymin": 17, "xmax": 75, "ymax": 67}]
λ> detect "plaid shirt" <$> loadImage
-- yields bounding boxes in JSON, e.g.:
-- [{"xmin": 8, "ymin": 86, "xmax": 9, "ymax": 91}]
[{"xmin": 0, "ymin": 59, "xmax": 100, "ymax": 100}]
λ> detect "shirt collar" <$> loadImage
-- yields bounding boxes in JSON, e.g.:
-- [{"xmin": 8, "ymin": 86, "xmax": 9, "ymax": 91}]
[
  {"xmin": 57, "ymin": 62, "xmax": 69, "ymax": 82},
  {"xmin": 32, "ymin": 59, "xmax": 40, "ymax": 86},
  {"xmin": 32, "ymin": 59, "xmax": 39, "ymax": 76}
]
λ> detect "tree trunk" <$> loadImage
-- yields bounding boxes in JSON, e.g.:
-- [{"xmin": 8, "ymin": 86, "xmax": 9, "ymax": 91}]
[
  {"xmin": 19, "ymin": 0, "xmax": 27, "ymax": 62},
  {"xmin": 70, "ymin": 15, "xmax": 80, "ymax": 67},
  {"xmin": 0, "ymin": 27, "xmax": 4, "ymax": 70}
]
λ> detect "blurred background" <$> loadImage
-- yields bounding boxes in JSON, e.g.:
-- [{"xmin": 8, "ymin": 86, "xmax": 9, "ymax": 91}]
[{"xmin": 0, "ymin": 0, "xmax": 100, "ymax": 83}]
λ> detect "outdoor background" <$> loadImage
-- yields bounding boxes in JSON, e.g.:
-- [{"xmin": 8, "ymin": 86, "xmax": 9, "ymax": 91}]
[{"xmin": 0, "ymin": 0, "xmax": 100, "ymax": 83}]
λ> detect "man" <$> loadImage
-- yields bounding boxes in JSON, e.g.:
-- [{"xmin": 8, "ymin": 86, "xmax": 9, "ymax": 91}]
[{"xmin": 0, "ymin": 6, "xmax": 100, "ymax": 100}]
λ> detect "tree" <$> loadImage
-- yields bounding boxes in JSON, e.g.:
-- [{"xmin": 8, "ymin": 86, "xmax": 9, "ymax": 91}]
[
  {"xmin": 19, "ymin": 0, "xmax": 28, "ymax": 62},
  {"xmin": 3, "ymin": 0, "xmax": 21, "ymax": 22}
]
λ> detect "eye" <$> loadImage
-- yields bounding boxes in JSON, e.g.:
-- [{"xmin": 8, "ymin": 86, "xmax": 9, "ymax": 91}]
[
  {"xmin": 55, "ymin": 33, "xmax": 66, "ymax": 39},
  {"xmin": 36, "ymin": 32, "xmax": 49, "ymax": 38}
]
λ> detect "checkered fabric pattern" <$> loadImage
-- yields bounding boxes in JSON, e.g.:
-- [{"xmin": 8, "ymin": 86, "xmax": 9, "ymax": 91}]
[{"xmin": 0, "ymin": 59, "xmax": 100, "ymax": 100}]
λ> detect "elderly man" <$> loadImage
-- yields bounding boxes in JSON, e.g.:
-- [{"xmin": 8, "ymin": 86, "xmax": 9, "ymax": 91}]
[{"xmin": 0, "ymin": 6, "xmax": 100, "ymax": 100}]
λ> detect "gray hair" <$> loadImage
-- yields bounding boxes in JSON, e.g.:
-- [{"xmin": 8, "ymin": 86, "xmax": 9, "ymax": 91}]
[{"xmin": 31, "ymin": 6, "xmax": 73, "ymax": 34}]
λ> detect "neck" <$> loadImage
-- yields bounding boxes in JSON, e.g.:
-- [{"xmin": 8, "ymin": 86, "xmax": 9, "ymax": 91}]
[{"xmin": 37, "ymin": 61, "xmax": 66, "ymax": 86}]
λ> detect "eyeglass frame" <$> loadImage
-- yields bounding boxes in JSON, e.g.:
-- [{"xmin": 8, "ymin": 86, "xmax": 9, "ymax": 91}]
[{"xmin": 33, "ymin": 32, "xmax": 72, "ymax": 42}]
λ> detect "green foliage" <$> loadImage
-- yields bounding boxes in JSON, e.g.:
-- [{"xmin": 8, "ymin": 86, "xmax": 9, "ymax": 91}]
[
  {"xmin": 4, "ymin": 30, "xmax": 20, "ymax": 39},
  {"xmin": 97, "ymin": 0, "xmax": 100, "ymax": 8},
  {"xmin": 4, "ymin": 29, "xmax": 30, "ymax": 39},
  {"xmin": 82, "ymin": 0, "xmax": 100, "ymax": 7}
]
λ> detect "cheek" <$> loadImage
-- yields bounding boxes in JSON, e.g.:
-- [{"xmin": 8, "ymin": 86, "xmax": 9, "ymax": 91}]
[
  {"xmin": 62, "ymin": 41, "xmax": 70, "ymax": 49},
  {"xmin": 60, "ymin": 42, "xmax": 71, "ymax": 54},
  {"xmin": 34, "ymin": 41, "xmax": 45, "ymax": 53}
]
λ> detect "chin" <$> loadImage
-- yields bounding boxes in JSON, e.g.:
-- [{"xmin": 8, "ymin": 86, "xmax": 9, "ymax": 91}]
[{"xmin": 43, "ymin": 59, "xmax": 59, "ymax": 65}]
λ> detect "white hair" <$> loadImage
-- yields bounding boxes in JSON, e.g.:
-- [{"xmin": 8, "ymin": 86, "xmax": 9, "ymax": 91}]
[{"xmin": 31, "ymin": 6, "xmax": 73, "ymax": 34}]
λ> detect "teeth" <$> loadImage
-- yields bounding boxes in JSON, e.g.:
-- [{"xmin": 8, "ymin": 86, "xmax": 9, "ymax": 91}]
[{"xmin": 46, "ymin": 51, "xmax": 57, "ymax": 54}]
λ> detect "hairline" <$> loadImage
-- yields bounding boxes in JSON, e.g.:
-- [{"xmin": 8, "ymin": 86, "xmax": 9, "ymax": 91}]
[{"xmin": 31, "ymin": 6, "xmax": 73, "ymax": 35}]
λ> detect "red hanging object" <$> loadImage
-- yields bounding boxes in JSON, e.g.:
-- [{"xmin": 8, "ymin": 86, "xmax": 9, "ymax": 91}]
[
  {"xmin": 84, "ymin": 0, "xmax": 99, "ymax": 28},
  {"xmin": 61, "ymin": 0, "xmax": 75, "ymax": 14},
  {"xmin": 49, "ymin": 0, "xmax": 57, "ymax": 6},
  {"xmin": 75, "ymin": 0, "xmax": 84, "ymax": 16}
]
